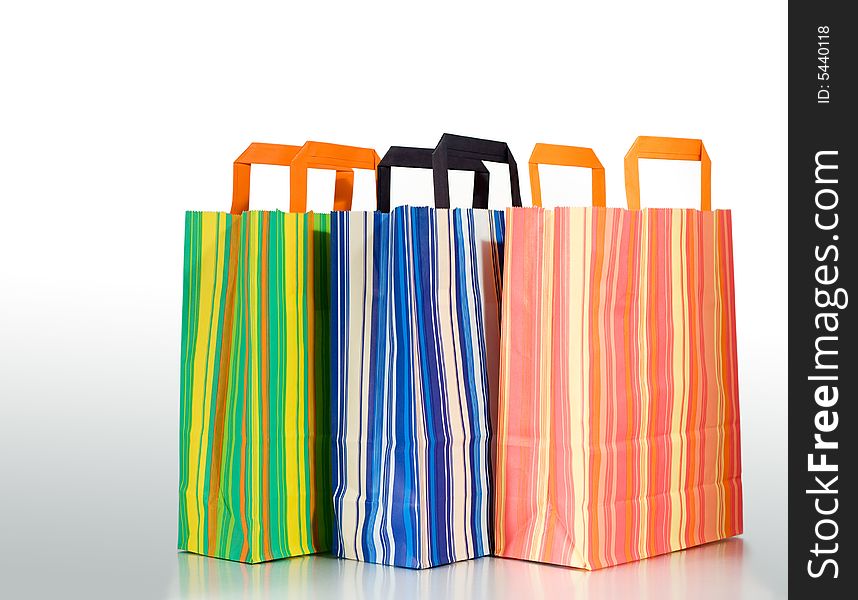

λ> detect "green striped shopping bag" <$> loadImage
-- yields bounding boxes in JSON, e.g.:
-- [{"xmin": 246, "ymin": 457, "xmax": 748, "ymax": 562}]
[{"xmin": 179, "ymin": 142, "xmax": 379, "ymax": 562}]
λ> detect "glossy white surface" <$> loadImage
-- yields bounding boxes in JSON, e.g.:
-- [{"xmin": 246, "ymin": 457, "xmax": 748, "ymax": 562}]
[{"xmin": 166, "ymin": 539, "xmax": 777, "ymax": 600}]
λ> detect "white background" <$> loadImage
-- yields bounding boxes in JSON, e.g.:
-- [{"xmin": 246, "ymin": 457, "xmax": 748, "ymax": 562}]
[{"xmin": 0, "ymin": 1, "xmax": 787, "ymax": 598}]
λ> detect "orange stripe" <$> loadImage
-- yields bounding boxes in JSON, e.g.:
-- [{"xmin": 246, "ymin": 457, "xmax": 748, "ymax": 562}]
[
  {"xmin": 587, "ymin": 207, "xmax": 606, "ymax": 568},
  {"xmin": 622, "ymin": 211, "xmax": 636, "ymax": 563},
  {"xmin": 207, "ymin": 216, "xmax": 240, "ymax": 553}
]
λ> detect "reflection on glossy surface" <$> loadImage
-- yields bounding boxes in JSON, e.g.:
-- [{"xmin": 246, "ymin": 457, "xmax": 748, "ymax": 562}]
[
  {"xmin": 490, "ymin": 538, "xmax": 750, "ymax": 599},
  {"xmin": 169, "ymin": 537, "xmax": 776, "ymax": 600},
  {"xmin": 173, "ymin": 551, "xmax": 492, "ymax": 600}
]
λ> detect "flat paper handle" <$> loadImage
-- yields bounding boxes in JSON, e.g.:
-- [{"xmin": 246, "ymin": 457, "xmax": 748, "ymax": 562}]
[
  {"xmin": 528, "ymin": 143, "xmax": 606, "ymax": 208},
  {"xmin": 230, "ymin": 142, "xmax": 355, "ymax": 215},
  {"xmin": 377, "ymin": 146, "xmax": 490, "ymax": 212},
  {"xmin": 432, "ymin": 133, "xmax": 523, "ymax": 209},
  {"xmin": 290, "ymin": 141, "xmax": 380, "ymax": 213},
  {"xmin": 624, "ymin": 136, "xmax": 711, "ymax": 211}
]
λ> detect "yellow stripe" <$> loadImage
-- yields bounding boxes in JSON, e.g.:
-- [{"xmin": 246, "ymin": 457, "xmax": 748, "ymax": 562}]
[
  {"xmin": 187, "ymin": 212, "xmax": 220, "ymax": 551},
  {"xmin": 296, "ymin": 214, "xmax": 308, "ymax": 552},
  {"xmin": 668, "ymin": 210, "xmax": 686, "ymax": 550},
  {"xmin": 283, "ymin": 213, "xmax": 302, "ymax": 552},
  {"xmin": 201, "ymin": 214, "xmax": 227, "ymax": 551}
]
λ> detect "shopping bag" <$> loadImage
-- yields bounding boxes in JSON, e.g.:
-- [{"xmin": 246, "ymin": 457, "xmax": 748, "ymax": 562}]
[
  {"xmin": 330, "ymin": 135, "xmax": 521, "ymax": 568},
  {"xmin": 178, "ymin": 141, "xmax": 379, "ymax": 563},
  {"xmin": 494, "ymin": 138, "xmax": 742, "ymax": 570}
]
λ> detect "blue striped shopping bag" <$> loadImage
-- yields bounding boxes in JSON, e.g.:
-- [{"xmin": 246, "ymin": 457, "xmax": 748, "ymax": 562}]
[{"xmin": 330, "ymin": 136, "xmax": 522, "ymax": 568}]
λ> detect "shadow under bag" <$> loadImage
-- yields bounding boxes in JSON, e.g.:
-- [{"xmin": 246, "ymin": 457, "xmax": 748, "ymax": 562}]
[{"xmin": 330, "ymin": 135, "xmax": 521, "ymax": 568}]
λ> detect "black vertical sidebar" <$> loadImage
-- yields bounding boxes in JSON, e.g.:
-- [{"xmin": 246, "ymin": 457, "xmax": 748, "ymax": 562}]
[{"xmin": 789, "ymin": 3, "xmax": 856, "ymax": 598}]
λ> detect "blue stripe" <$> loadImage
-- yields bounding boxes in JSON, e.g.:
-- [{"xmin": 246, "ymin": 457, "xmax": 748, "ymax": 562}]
[
  {"xmin": 330, "ymin": 211, "xmax": 348, "ymax": 557},
  {"xmin": 362, "ymin": 211, "xmax": 389, "ymax": 562},
  {"xmin": 390, "ymin": 209, "xmax": 417, "ymax": 565}
]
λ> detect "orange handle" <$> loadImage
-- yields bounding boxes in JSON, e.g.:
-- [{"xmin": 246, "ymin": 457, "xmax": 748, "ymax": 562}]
[
  {"xmin": 230, "ymin": 142, "xmax": 355, "ymax": 215},
  {"xmin": 624, "ymin": 136, "xmax": 711, "ymax": 211},
  {"xmin": 528, "ymin": 143, "xmax": 606, "ymax": 208},
  {"xmin": 289, "ymin": 141, "xmax": 380, "ymax": 213}
]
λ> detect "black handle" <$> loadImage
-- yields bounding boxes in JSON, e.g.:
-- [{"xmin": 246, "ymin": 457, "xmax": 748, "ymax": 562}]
[
  {"xmin": 432, "ymin": 133, "xmax": 522, "ymax": 209},
  {"xmin": 377, "ymin": 146, "xmax": 490, "ymax": 212}
]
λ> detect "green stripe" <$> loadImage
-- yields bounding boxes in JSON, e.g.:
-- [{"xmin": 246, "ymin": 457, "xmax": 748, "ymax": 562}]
[
  {"xmin": 301, "ymin": 216, "xmax": 312, "ymax": 551},
  {"xmin": 177, "ymin": 212, "xmax": 194, "ymax": 548},
  {"xmin": 313, "ymin": 213, "xmax": 333, "ymax": 545},
  {"xmin": 268, "ymin": 211, "xmax": 284, "ymax": 556}
]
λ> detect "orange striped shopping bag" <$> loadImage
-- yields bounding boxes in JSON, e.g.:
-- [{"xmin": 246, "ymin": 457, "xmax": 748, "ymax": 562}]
[{"xmin": 494, "ymin": 138, "xmax": 742, "ymax": 569}]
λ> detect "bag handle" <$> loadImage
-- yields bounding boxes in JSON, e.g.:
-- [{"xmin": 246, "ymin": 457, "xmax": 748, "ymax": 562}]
[
  {"xmin": 432, "ymin": 133, "xmax": 523, "ymax": 209},
  {"xmin": 230, "ymin": 142, "xmax": 355, "ymax": 215},
  {"xmin": 290, "ymin": 141, "xmax": 380, "ymax": 213},
  {"xmin": 528, "ymin": 143, "xmax": 606, "ymax": 208},
  {"xmin": 624, "ymin": 136, "xmax": 711, "ymax": 211},
  {"xmin": 377, "ymin": 146, "xmax": 490, "ymax": 213}
]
